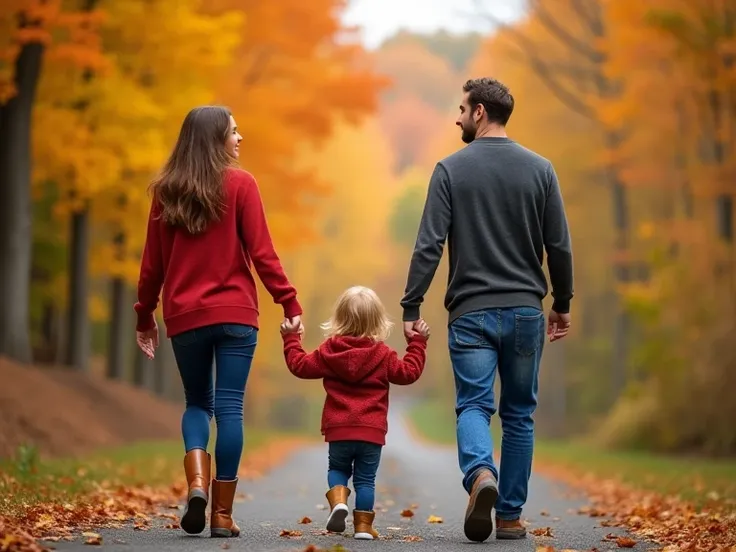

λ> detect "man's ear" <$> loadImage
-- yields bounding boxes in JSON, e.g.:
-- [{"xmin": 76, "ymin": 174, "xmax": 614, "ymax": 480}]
[{"xmin": 474, "ymin": 103, "xmax": 485, "ymax": 124}]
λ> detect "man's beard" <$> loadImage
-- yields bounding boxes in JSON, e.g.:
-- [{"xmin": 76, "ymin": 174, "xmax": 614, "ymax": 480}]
[{"xmin": 460, "ymin": 123, "xmax": 476, "ymax": 144}]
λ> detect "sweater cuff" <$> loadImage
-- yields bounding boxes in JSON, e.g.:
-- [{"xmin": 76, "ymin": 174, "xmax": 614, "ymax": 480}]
[
  {"xmin": 552, "ymin": 298, "xmax": 570, "ymax": 314},
  {"xmin": 136, "ymin": 312, "xmax": 156, "ymax": 333},
  {"xmin": 402, "ymin": 306, "xmax": 420, "ymax": 322},
  {"xmin": 282, "ymin": 332, "xmax": 302, "ymax": 343},
  {"xmin": 282, "ymin": 297, "xmax": 303, "ymax": 319},
  {"xmin": 408, "ymin": 334, "xmax": 428, "ymax": 346}
]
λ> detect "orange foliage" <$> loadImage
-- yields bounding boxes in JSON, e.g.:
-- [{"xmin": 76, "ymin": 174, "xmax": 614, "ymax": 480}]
[
  {"xmin": 0, "ymin": 0, "xmax": 105, "ymax": 103},
  {"xmin": 207, "ymin": 0, "xmax": 389, "ymax": 247}
]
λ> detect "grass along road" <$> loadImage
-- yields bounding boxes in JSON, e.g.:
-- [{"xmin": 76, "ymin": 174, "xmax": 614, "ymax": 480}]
[
  {"xmin": 0, "ymin": 427, "xmax": 308, "ymax": 519},
  {"xmin": 408, "ymin": 399, "xmax": 736, "ymax": 509}
]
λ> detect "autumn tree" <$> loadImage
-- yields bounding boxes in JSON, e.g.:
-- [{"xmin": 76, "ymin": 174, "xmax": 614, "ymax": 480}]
[
  {"xmin": 477, "ymin": 0, "xmax": 634, "ymax": 403},
  {"xmin": 0, "ymin": 0, "xmax": 103, "ymax": 363},
  {"xmin": 593, "ymin": 0, "xmax": 736, "ymax": 454}
]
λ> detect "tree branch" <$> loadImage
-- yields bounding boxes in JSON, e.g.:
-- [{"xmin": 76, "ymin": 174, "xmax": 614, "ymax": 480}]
[
  {"xmin": 527, "ymin": 0, "xmax": 603, "ymax": 63},
  {"xmin": 568, "ymin": 0, "xmax": 601, "ymax": 33},
  {"xmin": 474, "ymin": 1, "xmax": 595, "ymax": 120},
  {"xmin": 243, "ymin": 47, "xmax": 272, "ymax": 87}
]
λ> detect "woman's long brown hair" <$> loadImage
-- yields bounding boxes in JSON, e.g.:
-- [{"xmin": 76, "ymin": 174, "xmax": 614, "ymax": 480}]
[{"xmin": 149, "ymin": 105, "xmax": 236, "ymax": 234}]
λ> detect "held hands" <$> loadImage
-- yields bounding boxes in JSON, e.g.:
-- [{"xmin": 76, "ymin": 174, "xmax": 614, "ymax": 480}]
[
  {"xmin": 547, "ymin": 310, "xmax": 571, "ymax": 342},
  {"xmin": 403, "ymin": 319, "xmax": 431, "ymax": 341},
  {"xmin": 136, "ymin": 321, "xmax": 160, "ymax": 360},
  {"xmin": 280, "ymin": 315, "xmax": 304, "ymax": 336}
]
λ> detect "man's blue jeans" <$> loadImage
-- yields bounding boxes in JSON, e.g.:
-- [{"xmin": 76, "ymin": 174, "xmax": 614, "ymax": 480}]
[
  {"xmin": 448, "ymin": 307, "xmax": 544, "ymax": 521},
  {"xmin": 171, "ymin": 323, "xmax": 257, "ymax": 481}
]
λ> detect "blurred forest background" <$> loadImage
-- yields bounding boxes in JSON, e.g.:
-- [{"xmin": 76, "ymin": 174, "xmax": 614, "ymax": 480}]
[{"xmin": 1, "ymin": 0, "xmax": 735, "ymax": 459}]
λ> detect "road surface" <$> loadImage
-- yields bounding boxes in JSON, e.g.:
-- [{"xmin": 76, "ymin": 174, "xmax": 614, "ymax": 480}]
[{"xmin": 51, "ymin": 405, "xmax": 638, "ymax": 551}]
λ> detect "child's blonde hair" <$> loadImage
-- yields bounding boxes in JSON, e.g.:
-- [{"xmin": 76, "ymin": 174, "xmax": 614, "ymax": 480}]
[{"xmin": 320, "ymin": 286, "xmax": 394, "ymax": 341}]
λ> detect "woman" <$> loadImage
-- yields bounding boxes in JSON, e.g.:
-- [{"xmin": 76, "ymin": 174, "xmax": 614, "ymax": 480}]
[{"xmin": 134, "ymin": 105, "xmax": 302, "ymax": 538}]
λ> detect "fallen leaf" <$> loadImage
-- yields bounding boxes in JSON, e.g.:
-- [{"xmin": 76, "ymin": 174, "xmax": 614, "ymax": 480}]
[
  {"xmin": 615, "ymin": 537, "xmax": 637, "ymax": 548},
  {"xmin": 402, "ymin": 535, "xmax": 423, "ymax": 542},
  {"xmin": 82, "ymin": 532, "xmax": 102, "ymax": 546},
  {"xmin": 221, "ymin": 544, "xmax": 231, "ymax": 550},
  {"xmin": 299, "ymin": 516, "xmax": 312, "ymax": 524},
  {"xmin": 400, "ymin": 509, "xmax": 415, "ymax": 518},
  {"xmin": 427, "ymin": 514, "xmax": 443, "ymax": 523},
  {"xmin": 387, "ymin": 526, "xmax": 403, "ymax": 531},
  {"xmin": 280, "ymin": 529, "xmax": 303, "ymax": 537},
  {"xmin": 410, "ymin": 503, "xmax": 419, "ymax": 509},
  {"xmin": 540, "ymin": 510, "xmax": 550, "ymax": 516},
  {"xmin": 164, "ymin": 523, "xmax": 179, "ymax": 529},
  {"xmin": 531, "ymin": 527, "xmax": 554, "ymax": 537}
]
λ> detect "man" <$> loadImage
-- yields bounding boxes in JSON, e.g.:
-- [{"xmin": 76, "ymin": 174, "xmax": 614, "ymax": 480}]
[{"xmin": 400, "ymin": 78, "xmax": 573, "ymax": 543}]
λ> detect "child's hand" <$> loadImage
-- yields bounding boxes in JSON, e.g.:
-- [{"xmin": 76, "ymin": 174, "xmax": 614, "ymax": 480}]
[
  {"xmin": 413, "ymin": 319, "xmax": 430, "ymax": 338},
  {"xmin": 280, "ymin": 317, "xmax": 304, "ymax": 336}
]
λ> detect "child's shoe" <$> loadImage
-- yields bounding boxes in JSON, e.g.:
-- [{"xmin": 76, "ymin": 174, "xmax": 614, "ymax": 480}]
[
  {"xmin": 325, "ymin": 485, "xmax": 350, "ymax": 533},
  {"xmin": 353, "ymin": 510, "xmax": 379, "ymax": 540}
]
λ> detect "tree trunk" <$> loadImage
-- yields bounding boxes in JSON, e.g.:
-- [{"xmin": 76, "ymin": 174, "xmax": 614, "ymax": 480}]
[
  {"xmin": 107, "ymin": 277, "xmax": 128, "ymax": 379},
  {"xmin": 131, "ymin": 343, "xmax": 150, "ymax": 388},
  {"xmin": 0, "ymin": 41, "xmax": 44, "ymax": 364},
  {"xmin": 65, "ymin": 206, "xmax": 90, "ymax": 371}
]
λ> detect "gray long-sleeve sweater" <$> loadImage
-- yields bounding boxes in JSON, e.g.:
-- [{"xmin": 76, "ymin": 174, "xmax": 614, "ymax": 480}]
[{"xmin": 400, "ymin": 137, "xmax": 574, "ymax": 323}]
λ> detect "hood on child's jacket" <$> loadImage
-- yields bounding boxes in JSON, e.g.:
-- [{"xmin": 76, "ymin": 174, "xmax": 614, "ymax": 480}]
[{"xmin": 317, "ymin": 336, "xmax": 391, "ymax": 383}]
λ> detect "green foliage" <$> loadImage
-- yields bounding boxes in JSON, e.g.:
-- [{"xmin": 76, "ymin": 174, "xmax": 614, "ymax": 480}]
[
  {"xmin": 389, "ymin": 184, "xmax": 426, "ymax": 249},
  {"xmin": 381, "ymin": 29, "xmax": 483, "ymax": 72},
  {"xmin": 12, "ymin": 444, "xmax": 40, "ymax": 478}
]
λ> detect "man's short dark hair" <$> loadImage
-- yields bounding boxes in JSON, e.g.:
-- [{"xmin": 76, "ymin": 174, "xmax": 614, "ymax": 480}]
[{"xmin": 462, "ymin": 78, "xmax": 514, "ymax": 126}]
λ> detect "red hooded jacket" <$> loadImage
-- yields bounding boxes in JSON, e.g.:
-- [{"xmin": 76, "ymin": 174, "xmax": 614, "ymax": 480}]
[{"xmin": 282, "ymin": 333, "xmax": 427, "ymax": 445}]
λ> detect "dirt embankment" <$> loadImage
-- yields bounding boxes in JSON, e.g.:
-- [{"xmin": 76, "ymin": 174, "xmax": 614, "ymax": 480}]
[{"xmin": 0, "ymin": 357, "xmax": 182, "ymax": 459}]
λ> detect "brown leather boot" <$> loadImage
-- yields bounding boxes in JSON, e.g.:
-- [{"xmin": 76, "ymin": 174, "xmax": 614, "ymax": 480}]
[
  {"xmin": 495, "ymin": 516, "xmax": 527, "ymax": 539},
  {"xmin": 353, "ymin": 510, "xmax": 379, "ymax": 540},
  {"xmin": 180, "ymin": 449, "xmax": 211, "ymax": 535},
  {"xmin": 463, "ymin": 468, "xmax": 498, "ymax": 543},
  {"xmin": 325, "ymin": 485, "xmax": 350, "ymax": 533},
  {"xmin": 210, "ymin": 478, "xmax": 240, "ymax": 538}
]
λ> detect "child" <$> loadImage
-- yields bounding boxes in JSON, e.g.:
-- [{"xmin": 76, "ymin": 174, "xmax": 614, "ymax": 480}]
[{"xmin": 280, "ymin": 286, "xmax": 430, "ymax": 540}]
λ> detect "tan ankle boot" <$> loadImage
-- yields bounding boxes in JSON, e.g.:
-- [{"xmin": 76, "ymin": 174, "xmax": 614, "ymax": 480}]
[
  {"xmin": 353, "ymin": 510, "xmax": 379, "ymax": 540},
  {"xmin": 495, "ymin": 516, "xmax": 526, "ymax": 539},
  {"xmin": 210, "ymin": 478, "xmax": 240, "ymax": 538},
  {"xmin": 180, "ymin": 449, "xmax": 211, "ymax": 534},
  {"xmin": 325, "ymin": 485, "xmax": 350, "ymax": 533}
]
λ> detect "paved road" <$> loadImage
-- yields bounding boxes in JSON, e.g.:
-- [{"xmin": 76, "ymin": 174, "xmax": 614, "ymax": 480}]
[{"xmin": 51, "ymin": 406, "xmax": 637, "ymax": 551}]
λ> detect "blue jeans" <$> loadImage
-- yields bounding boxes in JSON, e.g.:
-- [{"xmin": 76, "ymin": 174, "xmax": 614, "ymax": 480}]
[
  {"xmin": 171, "ymin": 323, "xmax": 258, "ymax": 481},
  {"xmin": 449, "ymin": 307, "xmax": 544, "ymax": 521},
  {"xmin": 327, "ymin": 440, "xmax": 382, "ymax": 511}
]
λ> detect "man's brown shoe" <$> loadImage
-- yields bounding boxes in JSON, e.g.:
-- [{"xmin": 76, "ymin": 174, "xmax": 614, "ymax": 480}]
[
  {"xmin": 353, "ymin": 510, "xmax": 379, "ymax": 540},
  {"xmin": 180, "ymin": 449, "xmax": 211, "ymax": 534},
  {"xmin": 210, "ymin": 479, "xmax": 240, "ymax": 538},
  {"xmin": 495, "ymin": 517, "xmax": 527, "ymax": 539},
  {"xmin": 463, "ymin": 468, "xmax": 498, "ymax": 542},
  {"xmin": 325, "ymin": 485, "xmax": 350, "ymax": 533}
]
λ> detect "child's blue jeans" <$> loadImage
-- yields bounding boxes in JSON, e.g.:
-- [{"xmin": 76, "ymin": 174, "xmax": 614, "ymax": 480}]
[{"xmin": 327, "ymin": 440, "xmax": 382, "ymax": 511}]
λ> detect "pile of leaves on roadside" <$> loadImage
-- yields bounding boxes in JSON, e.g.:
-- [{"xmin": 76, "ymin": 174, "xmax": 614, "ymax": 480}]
[
  {"xmin": 537, "ymin": 464, "xmax": 736, "ymax": 551},
  {"xmin": 0, "ymin": 437, "xmax": 309, "ymax": 549}
]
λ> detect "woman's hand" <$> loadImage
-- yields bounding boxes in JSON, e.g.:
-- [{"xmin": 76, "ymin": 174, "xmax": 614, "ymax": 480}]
[{"xmin": 136, "ymin": 321, "xmax": 160, "ymax": 359}]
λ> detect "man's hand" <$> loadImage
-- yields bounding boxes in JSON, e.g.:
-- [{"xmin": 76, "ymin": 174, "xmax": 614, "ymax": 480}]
[
  {"xmin": 547, "ymin": 310, "xmax": 571, "ymax": 342},
  {"xmin": 136, "ymin": 321, "xmax": 159, "ymax": 360},
  {"xmin": 281, "ymin": 315, "xmax": 304, "ymax": 336}
]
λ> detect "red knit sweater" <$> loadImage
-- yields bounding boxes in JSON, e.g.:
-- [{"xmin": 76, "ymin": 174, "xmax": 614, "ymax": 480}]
[
  {"xmin": 134, "ymin": 168, "xmax": 301, "ymax": 337},
  {"xmin": 282, "ymin": 333, "xmax": 427, "ymax": 445}
]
